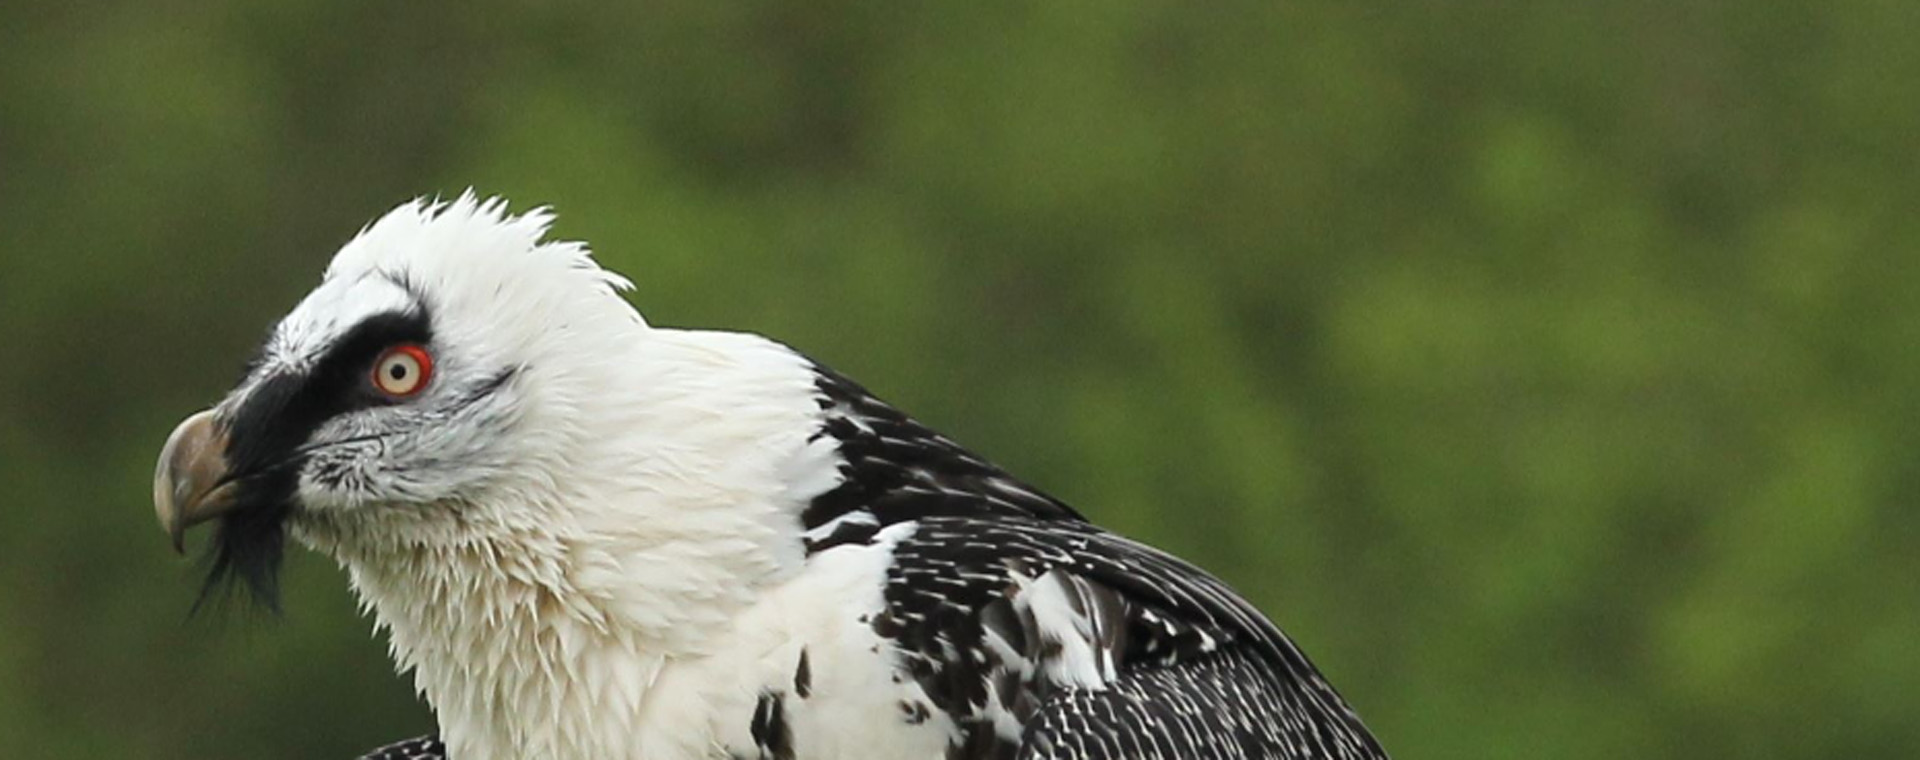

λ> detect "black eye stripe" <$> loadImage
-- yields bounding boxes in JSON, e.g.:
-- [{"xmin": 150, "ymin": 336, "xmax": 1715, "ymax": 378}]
[
  {"xmin": 322, "ymin": 311, "xmax": 432, "ymax": 386},
  {"xmin": 224, "ymin": 308, "xmax": 433, "ymax": 473}
]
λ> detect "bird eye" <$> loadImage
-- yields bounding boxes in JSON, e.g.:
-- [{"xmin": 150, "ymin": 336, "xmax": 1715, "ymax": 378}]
[{"xmin": 371, "ymin": 344, "xmax": 433, "ymax": 398}]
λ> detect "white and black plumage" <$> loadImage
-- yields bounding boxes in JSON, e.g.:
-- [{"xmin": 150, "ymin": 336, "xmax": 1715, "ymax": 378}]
[{"xmin": 152, "ymin": 195, "xmax": 1388, "ymax": 760}]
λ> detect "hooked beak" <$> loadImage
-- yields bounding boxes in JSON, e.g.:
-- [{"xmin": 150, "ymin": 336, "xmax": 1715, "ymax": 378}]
[{"xmin": 152, "ymin": 409, "xmax": 242, "ymax": 553}]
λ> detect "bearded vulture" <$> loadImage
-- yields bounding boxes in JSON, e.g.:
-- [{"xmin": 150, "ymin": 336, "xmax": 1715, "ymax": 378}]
[{"xmin": 152, "ymin": 195, "xmax": 1388, "ymax": 760}]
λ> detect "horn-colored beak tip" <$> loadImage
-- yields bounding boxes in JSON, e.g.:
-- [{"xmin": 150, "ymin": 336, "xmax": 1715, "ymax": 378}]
[{"xmin": 153, "ymin": 409, "xmax": 236, "ymax": 554}]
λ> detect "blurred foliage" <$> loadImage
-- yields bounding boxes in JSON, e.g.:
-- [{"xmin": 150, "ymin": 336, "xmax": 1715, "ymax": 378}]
[{"xmin": 1, "ymin": 0, "xmax": 1916, "ymax": 758}]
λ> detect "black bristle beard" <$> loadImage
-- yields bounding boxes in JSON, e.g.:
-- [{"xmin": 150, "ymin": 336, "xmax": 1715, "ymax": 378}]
[{"xmin": 192, "ymin": 476, "xmax": 297, "ymax": 615}]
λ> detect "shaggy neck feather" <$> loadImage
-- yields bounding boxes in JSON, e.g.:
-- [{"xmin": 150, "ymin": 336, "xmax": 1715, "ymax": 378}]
[{"xmin": 298, "ymin": 330, "xmax": 840, "ymax": 758}]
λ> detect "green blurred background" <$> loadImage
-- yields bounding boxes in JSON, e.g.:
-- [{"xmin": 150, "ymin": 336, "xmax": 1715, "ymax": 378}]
[{"xmin": 2, "ymin": 1, "xmax": 1916, "ymax": 757}]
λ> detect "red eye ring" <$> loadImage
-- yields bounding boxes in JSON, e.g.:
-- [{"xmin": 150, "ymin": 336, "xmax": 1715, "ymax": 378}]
[{"xmin": 372, "ymin": 344, "xmax": 434, "ymax": 398}]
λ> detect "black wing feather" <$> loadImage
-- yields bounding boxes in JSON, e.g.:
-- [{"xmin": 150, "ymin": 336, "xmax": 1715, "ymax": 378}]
[
  {"xmin": 880, "ymin": 517, "xmax": 1385, "ymax": 760},
  {"xmin": 806, "ymin": 362, "xmax": 1387, "ymax": 760},
  {"xmin": 356, "ymin": 735, "xmax": 444, "ymax": 760}
]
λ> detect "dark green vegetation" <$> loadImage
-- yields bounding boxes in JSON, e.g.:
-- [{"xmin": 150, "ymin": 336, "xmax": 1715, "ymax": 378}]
[{"xmin": 1, "ymin": 2, "xmax": 1914, "ymax": 758}]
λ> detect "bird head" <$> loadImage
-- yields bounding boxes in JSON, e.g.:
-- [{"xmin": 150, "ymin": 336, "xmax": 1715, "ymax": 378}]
[{"xmin": 151, "ymin": 194, "xmax": 723, "ymax": 609}]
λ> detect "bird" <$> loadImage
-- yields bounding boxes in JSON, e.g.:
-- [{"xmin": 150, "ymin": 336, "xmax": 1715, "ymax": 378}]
[{"xmin": 152, "ymin": 194, "xmax": 1388, "ymax": 760}]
